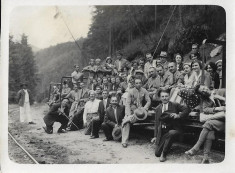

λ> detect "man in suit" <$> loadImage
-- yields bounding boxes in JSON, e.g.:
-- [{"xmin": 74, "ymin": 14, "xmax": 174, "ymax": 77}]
[
  {"xmin": 17, "ymin": 82, "xmax": 35, "ymax": 124},
  {"xmin": 167, "ymin": 62, "xmax": 184, "ymax": 88},
  {"xmin": 155, "ymin": 64, "xmax": 174, "ymax": 90},
  {"xmin": 43, "ymin": 98, "xmax": 70, "ymax": 134},
  {"xmin": 151, "ymin": 89, "xmax": 190, "ymax": 162},
  {"xmin": 101, "ymin": 96, "xmax": 125, "ymax": 141},
  {"xmin": 90, "ymin": 89, "xmax": 111, "ymax": 139}
]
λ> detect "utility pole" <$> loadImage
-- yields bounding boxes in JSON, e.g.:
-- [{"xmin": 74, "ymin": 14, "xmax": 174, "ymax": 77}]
[{"xmin": 155, "ymin": 6, "xmax": 157, "ymax": 32}]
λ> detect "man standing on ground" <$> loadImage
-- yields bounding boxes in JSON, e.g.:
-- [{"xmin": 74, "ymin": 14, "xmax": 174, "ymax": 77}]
[{"xmin": 17, "ymin": 82, "xmax": 35, "ymax": 124}]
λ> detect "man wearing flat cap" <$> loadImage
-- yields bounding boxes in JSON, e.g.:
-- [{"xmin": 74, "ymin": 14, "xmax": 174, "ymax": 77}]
[
  {"xmin": 151, "ymin": 89, "xmax": 190, "ymax": 162},
  {"xmin": 159, "ymin": 51, "xmax": 169, "ymax": 72},
  {"xmin": 17, "ymin": 82, "xmax": 35, "ymax": 124}
]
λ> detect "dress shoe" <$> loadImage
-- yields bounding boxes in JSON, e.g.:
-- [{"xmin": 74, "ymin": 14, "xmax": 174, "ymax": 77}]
[
  {"xmin": 122, "ymin": 143, "xmax": 128, "ymax": 148},
  {"xmin": 43, "ymin": 126, "xmax": 53, "ymax": 134},
  {"xmin": 159, "ymin": 152, "xmax": 166, "ymax": 162},
  {"xmin": 29, "ymin": 121, "xmax": 36, "ymax": 124},
  {"xmin": 103, "ymin": 138, "xmax": 113, "ymax": 142},
  {"xmin": 57, "ymin": 129, "xmax": 67, "ymax": 133},
  {"xmin": 201, "ymin": 157, "xmax": 210, "ymax": 164},
  {"xmin": 90, "ymin": 136, "xmax": 99, "ymax": 139}
]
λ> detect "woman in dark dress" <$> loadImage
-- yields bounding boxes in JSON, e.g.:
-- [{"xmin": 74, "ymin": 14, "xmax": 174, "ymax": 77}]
[{"xmin": 205, "ymin": 62, "xmax": 220, "ymax": 89}]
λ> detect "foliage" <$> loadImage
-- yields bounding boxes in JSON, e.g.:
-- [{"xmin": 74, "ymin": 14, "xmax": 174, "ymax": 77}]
[{"xmin": 9, "ymin": 34, "xmax": 39, "ymax": 103}]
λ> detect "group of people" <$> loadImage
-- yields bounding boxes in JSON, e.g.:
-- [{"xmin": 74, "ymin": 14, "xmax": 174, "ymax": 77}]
[{"xmin": 41, "ymin": 43, "xmax": 225, "ymax": 163}]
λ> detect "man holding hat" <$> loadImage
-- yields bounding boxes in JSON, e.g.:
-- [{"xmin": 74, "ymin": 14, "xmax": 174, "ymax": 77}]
[
  {"xmin": 71, "ymin": 65, "xmax": 84, "ymax": 84},
  {"xmin": 17, "ymin": 82, "xmax": 35, "ymax": 124},
  {"xmin": 101, "ymin": 96, "xmax": 125, "ymax": 142},
  {"xmin": 122, "ymin": 78, "xmax": 151, "ymax": 147},
  {"xmin": 151, "ymin": 89, "xmax": 190, "ymax": 162}
]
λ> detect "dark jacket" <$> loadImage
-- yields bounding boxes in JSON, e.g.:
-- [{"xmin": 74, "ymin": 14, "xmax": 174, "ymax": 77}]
[
  {"xmin": 98, "ymin": 98, "xmax": 111, "ymax": 123},
  {"xmin": 104, "ymin": 105, "xmax": 125, "ymax": 127},
  {"xmin": 43, "ymin": 103, "xmax": 70, "ymax": 126},
  {"xmin": 17, "ymin": 89, "xmax": 33, "ymax": 106},
  {"xmin": 154, "ymin": 101, "xmax": 190, "ymax": 145}
]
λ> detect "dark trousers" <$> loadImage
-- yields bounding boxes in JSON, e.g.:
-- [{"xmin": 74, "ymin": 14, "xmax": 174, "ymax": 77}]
[
  {"xmin": 70, "ymin": 110, "xmax": 84, "ymax": 130},
  {"xmin": 91, "ymin": 119, "xmax": 101, "ymax": 137},
  {"xmin": 155, "ymin": 129, "xmax": 181, "ymax": 157},
  {"xmin": 44, "ymin": 114, "xmax": 69, "ymax": 131},
  {"xmin": 101, "ymin": 122, "xmax": 114, "ymax": 139}
]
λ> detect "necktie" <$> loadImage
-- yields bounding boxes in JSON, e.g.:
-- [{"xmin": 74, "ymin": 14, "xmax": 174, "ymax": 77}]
[
  {"xmin": 114, "ymin": 108, "xmax": 118, "ymax": 123},
  {"xmin": 163, "ymin": 104, "xmax": 167, "ymax": 112},
  {"xmin": 104, "ymin": 99, "xmax": 107, "ymax": 110}
]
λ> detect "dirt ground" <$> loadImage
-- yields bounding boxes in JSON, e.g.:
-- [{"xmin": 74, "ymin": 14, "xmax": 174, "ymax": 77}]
[{"xmin": 8, "ymin": 104, "xmax": 224, "ymax": 164}]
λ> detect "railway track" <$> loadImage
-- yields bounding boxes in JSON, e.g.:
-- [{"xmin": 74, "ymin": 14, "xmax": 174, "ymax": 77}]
[{"xmin": 8, "ymin": 132, "xmax": 39, "ymax": 164}]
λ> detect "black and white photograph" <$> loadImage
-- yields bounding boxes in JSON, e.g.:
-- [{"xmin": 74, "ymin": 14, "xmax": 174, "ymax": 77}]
[{"xmin": 1, "ymin": 0, "xmax": 235, "ymax": 172}]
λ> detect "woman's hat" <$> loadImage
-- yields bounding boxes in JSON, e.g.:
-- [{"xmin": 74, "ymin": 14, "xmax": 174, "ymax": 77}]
[
  {"xmin": 112, "ymin": 126, "xmax": 122, "ymax": 141},
  {"xmin": 106, "ymin": 56, "xmax": 112, "ymax": 63},
  {"xmin": 134, "ymin": 107, "xmax": 148, "ymax": 121}
]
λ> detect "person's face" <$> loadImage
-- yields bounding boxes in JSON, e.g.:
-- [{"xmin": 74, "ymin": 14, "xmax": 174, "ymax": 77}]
[
  {"xmin": 168, "ymin": 63, "xmax": 176, "ymax": 74},
  {"xmin": 90, "ymin": 93, "xmax": 95, "ymax": 101},
  {"xmin": 156, "ymin": 67, "xmax": 164, "ymax": 76},
  {"xmin": 103, "ymin": 78, "xmax": 108, "ymax": 84},
  {"xmin": 183, "ymin": 65, "xmax": 191, "ymax": 74},
  {"xmin": 207, "ymin": 65, "xmax": 213, "ymax": 73},
  {"xmin": 198, "ymin": 85, "xmax": 211, "ymax": 97},
  {"xmin": 133, "ymin": 63, "xmax": 138, "ymax": 69},
  {"xmin": 90, "ymin": 60, "xmax": 95, "ymax": 66},
  {"xmin": 175, "ymin": 55, "xmax": 182, "ymax": 64},
  {"xmin": 96, "ymin": 60, "xmax": 101, "ymax": 65},
  {"xmin": 192, "ymin": 62, "xmax": 201, "ymax": 72},
  {"xmin": 116, "ymin": 78, "xmax": 120, "ymax": 84},
  {"xmin": 22, "ymin": 85, "xmax": 27, "ymax": 89},
  {"xmin": 62, "ymin": 99, "xmax": 69, "ymax": 107},
  {"xmin": 146, "ymin": 54, "xmax": 153, "ymax": 62},
  {"xmin": 117, "ymin": 54, "xmax": 122, "ymax": 60},
  {"xmin": 107, "ymin": 59, "xmax": 111, "ymax": 64},
  {"xmin": 111, "ymin": 77, "xmax": 116, "ymax": 84},
  {"xmin": 156, "ymin": 58, "xmax": 162, "ymax": 65},
  {"xmin": 135, "ymin": 79, "xmax": 142, "ymax": 89},
  {"xmin": 123, "ymin": 67, "xmax": 127, "ymax": 72},
  {"xmin": 122, "ymin": 74, "xmax": 127, "ymax": 81},
  {"xmin": 75, "ymin": 66, "xmax": 79, "ymax": 71},
  {"xmin": 102, "ymin": 91, "xmax": 108, "ymax": 99},
  {"xmin": 217, "ymin": 62, "xmax": 222, "ymax": 71},
  {"xmin": 192, "ymin": 45, "xmax": 198, "ymax": 53},
  {"xmin": 160, "ymin": 92, "xmax": 170, "ymax": 104},
  {"xmin": 149, "ymin": 68, "xmax": 156, "ymax": 78},
  {"xmin": 160, "ymin": 57, "xmax": 166, "ymax": 63},
  {"xmin": 111, "ymin": 97, "xmax": 118, "ymax": 106},
  {"xmin": 80, "ymin": 83, "xmax": 85, "ymax": 89},
  {"xmin": 93, "ymin": 79, "xmax": 97, "ymax": 84},
  {"xmin": 97, "ymin": 78, "xmax": 102, "ymax": 84},
  {"xmin": 191, "ymin": 55, "xmax": 198, "ymax": 62},
  {"xmin": 96, "ymin": 88, "xmax": 101, "ymax": 94},
  {"xmin": 73, "ymin": 85, "xmax": 78, "ymax": 91},
  {"xmin": 139, "ymin": 60, "xmax": 144, "ymax": 67},
  {"xmin": 89, "ymin": 77, "xmax": 93, "ymax": 82}
]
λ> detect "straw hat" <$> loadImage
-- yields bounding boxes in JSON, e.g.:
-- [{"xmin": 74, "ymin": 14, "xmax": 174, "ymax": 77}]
[{"xmin": 134, "ymin": 107, "xmax": 148, "ymax": 121}]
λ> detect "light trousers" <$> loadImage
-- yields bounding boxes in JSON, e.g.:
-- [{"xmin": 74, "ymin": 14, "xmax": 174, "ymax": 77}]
[{"xmin": 20, "ymin": 102, "xmax": 32, "ymax": 123}]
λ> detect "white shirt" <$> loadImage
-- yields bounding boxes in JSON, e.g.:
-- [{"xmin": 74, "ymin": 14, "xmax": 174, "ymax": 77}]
[
  {"xmin": 162, "ymin": 103, "xmax": 169, "ymax": 113},
  {"xmin": 144, "ymin": 60, "xmax": 157, "ymax": 78},
  {"xmin": 23, "ymin": 89, "xmax": 29, "ymax": 103},
  {"xmin": 83, "ymin": 99, "xmax": 101, "ymax": 123},
  {"xmin": 103, "ymin": 98, "xmax": 108, "ymax": 110}
]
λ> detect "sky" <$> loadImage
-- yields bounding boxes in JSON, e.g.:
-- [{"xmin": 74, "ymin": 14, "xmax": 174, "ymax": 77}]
[{"xmin": 10, "ymin": 6, "xmax": 94, "ymax": 49}]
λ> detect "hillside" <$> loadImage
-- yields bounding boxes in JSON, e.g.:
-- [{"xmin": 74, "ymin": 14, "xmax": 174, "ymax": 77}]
[{"xmin": 35, "ymin": 38, "xmax": 85, "ymax": 101}]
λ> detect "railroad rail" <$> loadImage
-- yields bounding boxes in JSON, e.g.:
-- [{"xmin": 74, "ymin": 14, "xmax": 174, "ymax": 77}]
[{"xmin": 8, "ymin": 131, "xmax": 39, "ymax": 164}]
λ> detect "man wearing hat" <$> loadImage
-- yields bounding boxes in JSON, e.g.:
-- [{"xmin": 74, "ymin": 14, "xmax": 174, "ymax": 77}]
[
  {"xmin": 17, "ymin": 82, "xmax": 35, "ymax": 124},
  {"xmin": 135, "ymin": 69, "xmax": 147, "ymax": 84},
  {"xmin": 114, "ymin": 50, "xmax": 129, "ymax": 73},
  {"xmin": 159, "ymin": 51, "xmax": 169, "ymax": 72},
  {"xmin": 71, "ymin": 65, "xmax": 84, "ymax": 84},
  {"xmin": 144, "ymin": 52, "xmax": 157, "ymax": 78},
  {"xmin": 43, "ymin": 98, "xmax": 70, "ymax": 134},
  {"xmin": 151, "ymin": 89, "xmax": 190, "ymax": 162},
  {"xmin": 122, "ymin": 78, "xmax": 151, "ymax": 147},
  {"xmin": 101, "ymin": 96, "xmax": 125, "ymax": 142}
]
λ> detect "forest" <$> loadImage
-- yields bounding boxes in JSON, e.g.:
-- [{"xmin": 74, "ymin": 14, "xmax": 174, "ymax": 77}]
[{"xmin": 9, "ymin": 5, "xmax": 226, "ymax": 103}]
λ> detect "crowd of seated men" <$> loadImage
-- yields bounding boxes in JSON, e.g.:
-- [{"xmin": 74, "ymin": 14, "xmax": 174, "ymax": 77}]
[{"xmin": 44, "ymin": 44, "xmax": 225, "ymax": 163}]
